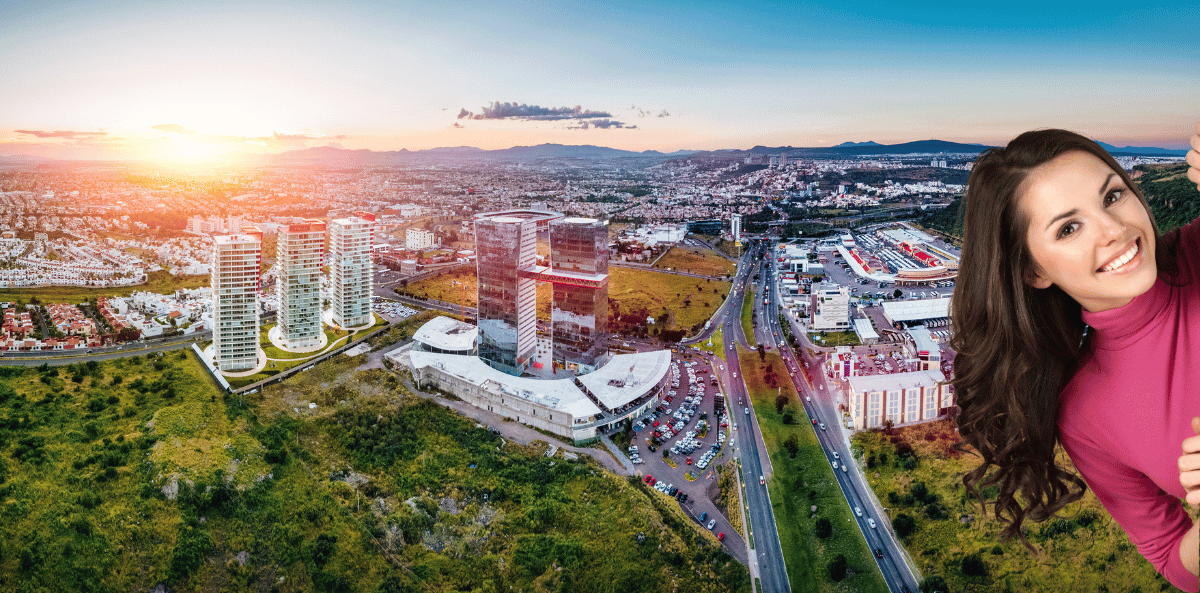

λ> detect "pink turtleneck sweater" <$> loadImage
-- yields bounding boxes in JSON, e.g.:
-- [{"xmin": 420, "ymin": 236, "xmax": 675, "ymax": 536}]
[{"xmin": 1058, "ymin": 217, "xmax": 1200, "ymax": 592}]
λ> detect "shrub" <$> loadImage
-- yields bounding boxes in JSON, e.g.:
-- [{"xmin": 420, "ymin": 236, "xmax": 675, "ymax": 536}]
[
  {"xmin": 962, "ymin": 553, "xmax": 988, "ymax": 577},
  {"xmin": 893, "ymin": 513, "xmax": 916, "ymax": 538}
]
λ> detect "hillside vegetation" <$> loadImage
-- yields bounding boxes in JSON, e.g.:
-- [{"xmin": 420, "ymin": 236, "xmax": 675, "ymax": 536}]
[
  {"xmin": 917, "ymin": 162, "xmax": 1199, "ymax": 240},
  {"xmin": 0, "ymin": 351, "xmax": 748, "ymax": 592}
]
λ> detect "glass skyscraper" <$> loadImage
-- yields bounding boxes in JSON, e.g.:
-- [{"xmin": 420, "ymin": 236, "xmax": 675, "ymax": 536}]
[
  {"xmin": 550, "ymin": 217, "xmax": 609, "ymax": 370},
  {"xmin": 475, "ymin": 216, "xmax": 538, "ymax": 375}
]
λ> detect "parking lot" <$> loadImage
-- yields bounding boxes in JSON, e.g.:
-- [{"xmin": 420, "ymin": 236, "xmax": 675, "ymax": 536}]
[
  {"xmin": 370, "ymin": 296, "xmax": 421, "ymax": 321},
  {"xmin": 622, "ymin": 355, "xmax": 745, "ymax": 556}
]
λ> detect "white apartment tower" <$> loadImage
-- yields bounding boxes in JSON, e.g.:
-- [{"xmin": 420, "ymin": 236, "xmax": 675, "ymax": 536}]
[
  {"xmin": 731, "ymin": 214, "xmax": 742, "ymax": 246},
  {"xmin": 277, "ymin": 219, "xmax": 326, "ymax": 348},
  {"xmin": 329, "ymin": 212, "xmax": 376, "ymax": 328},
  {"xmin": 211, "ymin": 230, "xmax": 263, "ymax": 371}
]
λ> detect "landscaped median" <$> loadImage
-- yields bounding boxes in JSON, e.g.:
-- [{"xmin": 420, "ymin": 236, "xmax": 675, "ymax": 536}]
[
  {"xmin": 740, "ymin": 286, "xmax": 756, "ymax": 348},
  {"xmin": 739, "ymin": 346, "xmax": 888, "ymax": 593}
]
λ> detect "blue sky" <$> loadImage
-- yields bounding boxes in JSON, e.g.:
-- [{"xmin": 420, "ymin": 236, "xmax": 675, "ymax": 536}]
[{"xmin": 1, "ymin": 0, "xmax": 1197, "ymax": 161}]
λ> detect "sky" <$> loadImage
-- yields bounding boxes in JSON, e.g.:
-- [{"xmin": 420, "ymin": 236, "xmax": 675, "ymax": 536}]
[{"xmin": 2, "ymin": 0, "xmax": 1198, "ymax": 163}]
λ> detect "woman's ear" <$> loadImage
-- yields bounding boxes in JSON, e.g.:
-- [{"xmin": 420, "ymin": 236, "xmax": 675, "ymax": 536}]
[{"xmin": 1024, "ymin": 266, "xmax": 1052, "ymax": 289}]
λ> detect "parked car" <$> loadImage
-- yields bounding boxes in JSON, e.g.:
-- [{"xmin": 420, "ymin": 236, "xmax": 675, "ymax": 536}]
[
  {"xmin": 706, "ymin": 519, "xmax": 716, "ymax": 530},
  {"xmin": 717, "ymin": 532, "xmax": 726, "ymax": 542},
  {"xmin": 699, "ymin": 512, "xmax": 708, "ymax": 523}
]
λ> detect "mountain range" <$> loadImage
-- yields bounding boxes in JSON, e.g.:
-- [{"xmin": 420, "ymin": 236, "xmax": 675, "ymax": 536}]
[{"xmin": 0, "ymin": 139, "xmax": 1186, "ymax": 166}]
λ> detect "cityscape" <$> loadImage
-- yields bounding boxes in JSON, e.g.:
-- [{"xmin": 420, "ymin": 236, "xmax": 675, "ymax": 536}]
[{"xmin": 2, "ymin": 1, "xmax": 1199, "ymax": 592}]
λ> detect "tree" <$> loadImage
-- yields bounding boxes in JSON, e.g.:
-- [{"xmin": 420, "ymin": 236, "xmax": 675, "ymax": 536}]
[
  {"xmin": 893, "ymin": 513, "xmax": 916, "ymax": 538},
  {"xmin": 814, "ymin": 518, "xmax": 833, "ymax": 539},
  {"xmin": 775, "ymin": 394, "xmax": 788, "ymax": 413},
  {"xmin": 783, "ymin": 434, "xmax": 799, "ymax": 458},
  {"xmin": 893, "ymin": 288, "xmax": 903, "ymax": 299},
  {"xmin": 961, "ymin": 553, "xmax": 987, "ymax": 577},
  {"xmin": 827, "ymin": 554, "xmax": 848, "ymax": 581},
  {"xmin": 919, "ymin": 575, "xmax": 949, "ymax": 593},
  {"xmin": 757, "ymin": 344, "xmax": 766, "ymax": 361}
]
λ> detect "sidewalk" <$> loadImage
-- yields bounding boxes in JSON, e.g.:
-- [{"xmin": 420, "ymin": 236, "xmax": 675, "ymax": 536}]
[{"xmin": 598, "ymin": 433, "xmax": 637, "ymax": 474}]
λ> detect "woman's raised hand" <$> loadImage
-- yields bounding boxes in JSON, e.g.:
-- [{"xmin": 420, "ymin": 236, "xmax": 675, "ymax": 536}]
[
  {"xmin": 1188, "ymin": 122, "xmax": 1200, "ymax": 192},
  {"xmin": 1182, "ymin": 416, "xmax": 1200, "ymax": 507}
]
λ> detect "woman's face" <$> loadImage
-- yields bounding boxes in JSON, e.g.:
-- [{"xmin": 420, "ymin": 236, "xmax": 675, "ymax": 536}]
[{"xmin": 1020, "ymin": 150, "xmax": 1157, "ymax": 313}]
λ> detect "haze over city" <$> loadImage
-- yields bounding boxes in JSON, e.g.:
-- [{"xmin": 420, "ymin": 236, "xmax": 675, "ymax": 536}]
[{"xmin": 3, "ymin": 0, "xmax": 1199, "ymax": 165}]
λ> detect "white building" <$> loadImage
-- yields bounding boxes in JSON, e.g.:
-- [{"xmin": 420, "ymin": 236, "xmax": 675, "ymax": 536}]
[
  {"xmin": 277, "ymin": 220, "xmax": 326, "ymax": 348},
  {"xmin": 329, "ymin": 213, "xmax": 375, "ymax": 328},
  {"xmin": 211, "ymin": 232, "xmax": 262, "ymax": 371},
  {"xmin": 811, "ymin": 284, "xmax": 850, "ymax": 331},
  {"xmin": 731, "ymin": 214, "xmax": 742, "ymax": 244},
  {"xmin": 846, "ymin": 369, "xmax": 952, "ymax": 430},
  {"xmin": 405, "ymin": 228, "xmax": 436, "ymax": 251}
]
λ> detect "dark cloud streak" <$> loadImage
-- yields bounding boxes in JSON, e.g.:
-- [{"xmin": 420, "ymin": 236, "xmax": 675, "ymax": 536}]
[
  {"xmin": 15, "ymin": 129, "xmax": 107, "ymax": 139},
  {"xmin": 458, "ymin": 101, "xmax": 612, "ymax": 121}
]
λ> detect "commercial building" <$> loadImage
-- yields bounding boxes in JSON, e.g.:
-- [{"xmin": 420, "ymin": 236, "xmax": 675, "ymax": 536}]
[
  {"xmin": 549, "ymin": 217, "xmax": 609, "ymax": 371},
  {"xmin": 391, "ymin": 344, "xmax": 671, "ymax": 444},
  {"xmin": 276, "ymin": 219, "xmax": 326, "ymax": 349},
  {"xmin": 811, "ymin": 284, "xmax": 850, "ymax": 331},
  {"xmin": 329, "ymin": 213, "xmax": 375, "ymax": 328},
  {"xmin": 686, "ymin": 219, "xmax": 723, "ymax": 235},
  {"xmin": 411, "ymin": 315, "xmax": 477, "ymax": 355},
  {"xmin": 211, "ymin": 231, "xmax": 262, "ymax": 372},
  {"xmin": 474, "ymin": 215, "xmax": 540, "ymax": 375},
  {"xmin": 405, "ymin": 228, "xmax": 436, "ymax": 251},
  {"xmin": 846, "ymin": 369, "xmax": 953, "ymax": 430}
]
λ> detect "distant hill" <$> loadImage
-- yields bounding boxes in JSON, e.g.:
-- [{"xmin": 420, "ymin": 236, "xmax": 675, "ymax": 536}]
[
  {"xmin": 1095, "ymin": 141, "xmax": 1187, "ymax": 157},
  {"xmin": 832, "ymin": 141, "xmax": 883, "ymax": 148},
  {"xmin": 250, "ymin": 143, "xmax": 699, "ymax": 166},
  {"xmin": 746, "ymin": 140, "xmax": 994, "ymax": 157}
]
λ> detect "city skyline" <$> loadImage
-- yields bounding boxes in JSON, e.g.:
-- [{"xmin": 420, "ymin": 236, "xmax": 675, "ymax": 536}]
[{"xmin": 2, "ymin": 0, "xmax": 1199, "ymax": 164}]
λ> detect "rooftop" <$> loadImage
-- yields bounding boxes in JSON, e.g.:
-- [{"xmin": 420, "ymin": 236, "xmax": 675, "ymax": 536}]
[
  {"xmin": 412, "ymin": 315, "xmax": 478, "ymax": 352},
  {"xmin": 848, "ymin": 369, "xmax": 946, "ymax": 393}
]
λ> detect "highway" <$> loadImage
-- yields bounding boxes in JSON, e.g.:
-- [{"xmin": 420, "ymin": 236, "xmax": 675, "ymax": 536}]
[
  {"xmin": 718, "ymin": 245, "xmax": 791, "ymax": 593},
  {"xmin": 756, "ymin": 240, "xmax": 919, "ymax": 593}
]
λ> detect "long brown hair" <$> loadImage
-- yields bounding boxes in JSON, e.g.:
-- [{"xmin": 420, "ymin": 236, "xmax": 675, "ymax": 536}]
[{"xmin": 950, "ymin": 128, "xmax": 1179, "ymax": 548}]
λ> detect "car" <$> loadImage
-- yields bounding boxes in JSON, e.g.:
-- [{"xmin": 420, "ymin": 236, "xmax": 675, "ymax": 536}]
[
  {"xmin": 745, "ymin": 407, "xmax": 750, "ymax": 415},
  {"xmin": 841, "ymin": 464, "xmax": 848, "ymax": 473},
  {"xmin": 759, "ymin": 475, "xmax": 765, "ymax": 485},
  {"xmin": 855, "ymin": 506, "xmax": 862, "ymax": 517},
  {"xmin": 699, "ymin": 511, "xmax": 708, "ymax": 522},
  {"xmin": 806, "ymin": 395, "xmax": 810, "ymax": 402},
  {"xmin": 706, "ymin": 519, "xmax": 717, "ymax": 530},
  {"xmin": 832, "ymin": 461, "xmax": 838, "ymax": 469},
  {"xmin": 644, "ymin": 474, "xmax": 653, "ymax": 483},
  {"xmin": 868, "ymin": 518, "xmax": 876, "ymax": 529},
  {"xmin": 686, "ymin": 457, "xmax": 692, "ymax": 465},
  {"xmin": 833, "ymin": 451, "xmax": 839, "ymax": 459},
  {"xmin": 819, "ymin": 423, "xmax": 826, "ymax": 431},
  {"xmin": 717, "ymin": 532, "xmax": 726, "ymax": 542},
  {"xmin": 811, "ymin": 418, "xmax": 817, "ymax": 425},
  {"xmin": 875, "ymin": 547, "xmax": 884, "ymax": 559}
]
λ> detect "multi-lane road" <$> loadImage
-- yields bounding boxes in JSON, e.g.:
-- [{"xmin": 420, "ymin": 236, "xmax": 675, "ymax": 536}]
[{"xmin": 754, "ymin": 240, "xmax": 919, "ymax": 593}]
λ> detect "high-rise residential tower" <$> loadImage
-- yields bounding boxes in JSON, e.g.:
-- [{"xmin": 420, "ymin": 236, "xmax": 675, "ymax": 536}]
[
  {"xmin": 277, "ymin": 219, "xmax": 326, "ymax": 348},
  {"xmin": 475, "ymin": 215, "xmax": 539, "ymax": 375},
  {"xmin": 211, "ymin": 231, "xmax": 262, "ymax": 371},
  {"xmin": 328, "ymin": 213, "xmax": 375, "ymax": 328},
  {"xmin": 549, "ymin": 217, "xmax": 609, "ymax": 370},
  {"xmin": 731, "ymin": 213, "xmax": 742, "ymax": 246}
]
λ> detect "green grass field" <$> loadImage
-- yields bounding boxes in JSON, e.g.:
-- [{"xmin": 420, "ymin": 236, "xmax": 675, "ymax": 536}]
[
  {"xmin": 405, "ymin": 267, "xmax": 732, "ymax": 334},
  {"xmin": 0, "ymin": 349, "xmax": 750, "ymax": 592},
  {"xmin": 741, "ymin": 286, "xmax": 756, "ymax": 348},
  {"xmin": 741, "ymin": 347, "xmax": 888, "ymax": 593},
  {"xmin": 697, "ymin": 327, "xmax": 726, "ymax": 360},
  {"xmin": 0, "ymin": 270, "xmax": 209, "ymax": 305},
  {"xmin": 851, "ymin": 421, "xmax": 1170, "ymax": 592},
  {"xmin": 653, "ymin": 245, "xmax": 737, "ymax": 277}
]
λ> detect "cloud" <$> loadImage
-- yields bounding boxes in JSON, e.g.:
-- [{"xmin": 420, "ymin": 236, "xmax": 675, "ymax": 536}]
[
  {"xmin": 15, "ymin": 129, "xmax": 107, "ymax": 139},
  {"xmin": 151, "ymin": 124, "xmax": 195, "ymax": 135},
  {"xmin": 457, "ymin": 101, "xmax": 612, "ymax": 121},
  {"xmin": 657, "ymin": 110, "xmax": 670, "ymax": 118},
  {"xmin": 453, "ymin": 122, "xmax": 464, "ymax": 129},
  {"xmin": 564, "ymin": 119, "xmax": 637, "ymax": 130}
]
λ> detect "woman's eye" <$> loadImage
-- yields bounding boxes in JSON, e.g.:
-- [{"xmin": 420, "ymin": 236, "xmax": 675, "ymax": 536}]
[
  {"xmin": 1104, "ymin": 189, "xmax": 1124, "ymax": 206},
  {"xmin": 1057, "ymin": 222, "xmax": 1079, "ymax": 239}
]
